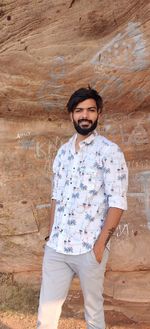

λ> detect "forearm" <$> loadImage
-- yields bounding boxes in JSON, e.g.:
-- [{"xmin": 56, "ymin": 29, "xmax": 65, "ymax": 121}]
[
  {"xmin": 97, "ymin": 207, "xmax": 123, "ymax": 248},
  {"xmin": 45, "ymin": 199, "xmax": 56, "ymax": 240},
  {"xmin": 93, "ymin": 207, "xmax": 123, "ymax": 261}
]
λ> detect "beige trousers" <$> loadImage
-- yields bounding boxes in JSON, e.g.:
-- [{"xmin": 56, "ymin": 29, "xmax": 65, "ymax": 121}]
[{"xmin": 37, "ymin": 245, "xmax": 109, "ymax": 329}]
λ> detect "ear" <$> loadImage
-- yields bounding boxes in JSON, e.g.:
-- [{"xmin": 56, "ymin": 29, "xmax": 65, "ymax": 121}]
[
  {"xmin": 97, "ymin": 109, "xmax": 102, "ymax": 120},
  {"xmin": 97, "ymin": 109, "xmax": 101, "ymax": 116},
  {"xmin": 70, "ymin": 112, "xmax": 73, "ymax": 122}
]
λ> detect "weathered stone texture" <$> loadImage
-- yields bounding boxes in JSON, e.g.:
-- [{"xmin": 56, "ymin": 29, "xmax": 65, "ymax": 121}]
[{"xmin": 0, "ymin": 0, "xmax": 150, "ymax": 323}]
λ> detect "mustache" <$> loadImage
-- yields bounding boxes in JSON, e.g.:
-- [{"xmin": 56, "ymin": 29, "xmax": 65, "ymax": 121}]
[{"xmin": 78, "ymin": 119, "xmax": 92, "ymax": 124}]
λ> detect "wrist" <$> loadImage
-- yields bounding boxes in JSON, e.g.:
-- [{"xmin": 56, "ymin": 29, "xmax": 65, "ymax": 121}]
[{"xmin": 94, "ymin": 237, "xmax": 105, "ymax": 249}]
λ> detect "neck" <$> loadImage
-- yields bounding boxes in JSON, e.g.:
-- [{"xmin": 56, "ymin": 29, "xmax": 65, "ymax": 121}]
[
  {"xmin": 76, "ymin": 132, "xmax": 92, "ymax": 143},
  {"xmin": 75, "ymin": 132, "xmax": 93, "ymax": 152}
]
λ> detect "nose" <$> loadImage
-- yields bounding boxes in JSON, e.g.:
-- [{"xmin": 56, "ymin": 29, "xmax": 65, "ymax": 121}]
[{"xmin": 81, "ymin": 109, "xmax": 88, "ymax": 119}]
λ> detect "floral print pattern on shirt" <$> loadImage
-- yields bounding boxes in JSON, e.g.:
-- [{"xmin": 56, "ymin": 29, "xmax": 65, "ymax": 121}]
[{"xmin": 47, "ymin": 131, "xmax": 128, "ymax": 255}]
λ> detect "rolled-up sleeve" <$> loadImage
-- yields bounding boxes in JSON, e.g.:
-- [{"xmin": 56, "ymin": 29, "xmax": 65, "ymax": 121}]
[{"xmin": 103, "ymin": 145, "xmax": 128, "ymax": 210}]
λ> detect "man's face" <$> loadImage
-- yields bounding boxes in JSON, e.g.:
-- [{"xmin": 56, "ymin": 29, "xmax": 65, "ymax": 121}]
[{"xmin": 70, "ymin": 98, "xmax": 100, "ymax": 136}]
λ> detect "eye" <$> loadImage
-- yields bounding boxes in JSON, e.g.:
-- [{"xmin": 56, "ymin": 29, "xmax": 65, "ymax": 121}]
[
  {"xmin": 88, "ymin": 107, "xmax": 97, "ymax": 112},
  {"xmin": 74, "ymin": 108, "xmax": 82, "ymax": 113}
]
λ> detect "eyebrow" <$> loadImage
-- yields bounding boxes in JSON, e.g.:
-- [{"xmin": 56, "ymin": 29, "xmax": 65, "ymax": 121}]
[{"xmin": 75, "ymin": 106, "xmax": 97, "ymax": 110}]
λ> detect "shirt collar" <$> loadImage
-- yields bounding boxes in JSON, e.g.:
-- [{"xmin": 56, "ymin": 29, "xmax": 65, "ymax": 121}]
[
  {"xmin": 69, "ymin": 130, "xmax": 98, "ymax": 154},
  {"xmin": 79, "ymin": 130, "xmax": 98, "ymax": 146}
]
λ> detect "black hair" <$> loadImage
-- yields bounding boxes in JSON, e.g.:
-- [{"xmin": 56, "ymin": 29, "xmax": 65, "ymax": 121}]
[{"xmin": 66, "ymin": 86, "xmax": 103, "ymax": 113}]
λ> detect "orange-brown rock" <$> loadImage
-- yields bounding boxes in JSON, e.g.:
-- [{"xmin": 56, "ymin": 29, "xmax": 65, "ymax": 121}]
[{"xmin": 0, "ymin": 0, "xmax": 150, "ymax": 324}]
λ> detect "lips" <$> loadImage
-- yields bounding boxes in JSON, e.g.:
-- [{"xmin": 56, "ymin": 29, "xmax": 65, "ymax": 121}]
[{"xmin": 78, "ymin": 120, "xmax": 92, "ymax": 125}]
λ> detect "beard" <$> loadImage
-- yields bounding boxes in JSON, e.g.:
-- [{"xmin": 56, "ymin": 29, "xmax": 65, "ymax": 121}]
[{"xmin": 72, "ymin": 118, "xmax": 98, "ymax": 136}]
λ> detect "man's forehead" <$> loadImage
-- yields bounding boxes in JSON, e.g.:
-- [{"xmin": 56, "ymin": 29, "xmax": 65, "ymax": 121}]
[{"xmin": 76, "ymin": 98, "xmax": 97, "ymax": 108}]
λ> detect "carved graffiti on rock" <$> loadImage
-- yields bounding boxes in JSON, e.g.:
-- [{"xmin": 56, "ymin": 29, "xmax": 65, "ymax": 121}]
[
  {"xmin": 16, "ymin": 133, "xmax": 63, "ymax": 178},
  {"xmin": 91, "ymin": 22, "xmax": 148, "ymax": 72},
  {"xmin": 119, "ymin": 123, "xmax": 149, "ymax": 146},
  {"xmin": 100, "ymin": 112, "xmax": 149, "ymax": 146},
  {"xmin": 115, "ymin": 224, "xmax": 129, "ymax": 238},
  {"xmin": 37, "ymin": 56, "xmax": 66, "ymax": 111},
  {"xmin": 128, "ymin": 171, "xmax": 150, "ymax": 230},
  {"xmin": 36, "ymin": 203, "xmax": 51, "ymax": 209},
  {"xmin": 102, "ymin": 123, "xmax": 149, "ymax": 146},
  {"xmin": 17, "ymin": 131, "xmax": 31, "ymax": 139},
  {"xmin": 34, "ymin": 135, "xmax": 62, "ymax": 173},
  {"xmin": 139, "ymin": 172, "xmax": 150, "ymax": 230},
  {"xmin": 112, "ymin": 222, "xmax": 149, "ymax": 238},
  {"xmin": 91, "ymin": 21, "xmax": 149, "ymax": 103},
  {"xmin": 127, "ymin": 160, "xmax": 150, "ymax": 170},
  {"xmin": 16, "ymin": 131, "xmax": 35, "ymax": 150}
]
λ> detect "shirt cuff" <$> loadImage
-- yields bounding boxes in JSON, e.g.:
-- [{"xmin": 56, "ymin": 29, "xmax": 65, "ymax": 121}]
[
  {"xmin": 51, "ymin": 194, "xmax": 57, "ymax": 200},
  {"xmin": 108, "ymin": 197, "xmax": 127, "ymax": 210}
]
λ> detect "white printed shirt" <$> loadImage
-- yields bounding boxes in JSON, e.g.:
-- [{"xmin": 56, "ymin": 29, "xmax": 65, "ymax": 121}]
[{"xmin": 47, "ymin": 131, "xmax": 128, "ymax": 255}]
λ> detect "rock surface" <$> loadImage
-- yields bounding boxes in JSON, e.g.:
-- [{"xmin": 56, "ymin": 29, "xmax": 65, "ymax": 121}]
[{"xmin": 0, "ymin": 0, "xmax": 150, "ymax": 325}]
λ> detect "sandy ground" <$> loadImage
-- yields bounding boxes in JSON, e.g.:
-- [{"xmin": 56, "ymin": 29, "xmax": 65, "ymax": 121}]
[
  {"xmin": 0, "ymin": 276, "xmax": 150, "ymax": 329},
  {"xmin": 0, "ymin": 311, "xmax": 150, "ymax": 329}
]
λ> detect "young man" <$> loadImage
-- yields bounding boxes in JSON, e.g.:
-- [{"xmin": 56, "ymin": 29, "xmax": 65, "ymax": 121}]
[{"xmin": 37, "ymin": 87, "xmax": 128, "ymax": 329}]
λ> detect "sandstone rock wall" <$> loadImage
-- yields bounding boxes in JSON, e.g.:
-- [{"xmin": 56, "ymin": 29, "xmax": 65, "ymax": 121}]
[{"xmin": 0, "ymin": 0, "xmax": 150, "ymax": 322}]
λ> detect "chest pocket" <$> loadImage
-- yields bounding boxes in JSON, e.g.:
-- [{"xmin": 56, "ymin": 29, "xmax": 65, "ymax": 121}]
[{"xmin": 83, "ymin": 168, "xmax": 103, "ymax": 192}]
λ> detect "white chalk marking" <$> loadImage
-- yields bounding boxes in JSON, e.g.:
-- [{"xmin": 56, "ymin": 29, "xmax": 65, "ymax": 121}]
[
  {"xmin": 36, "ymin": 203, "xmax": 51, "ymax": 209},
  {"xmin": 91, "ymin": 22, "xmax": 147, "ymax": 71}
]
